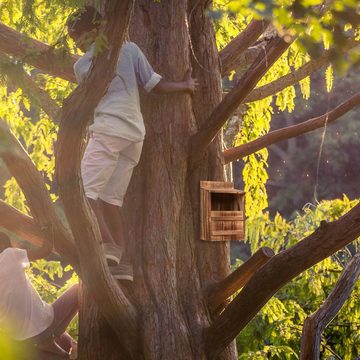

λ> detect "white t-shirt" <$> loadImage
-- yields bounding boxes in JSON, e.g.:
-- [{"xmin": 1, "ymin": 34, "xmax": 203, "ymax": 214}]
[
  {"xmin": 74, "ymin": 41, "xmax": 162, "ymax": 142},
  {"xmin": 0, "ymin": 248, "xmax": 54, "ymax": 340}
]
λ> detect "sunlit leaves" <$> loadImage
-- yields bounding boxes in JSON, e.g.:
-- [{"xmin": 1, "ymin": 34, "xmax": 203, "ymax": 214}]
[
  {"xmin": 236, "ymin": 98, "xmax": 273, "ymax": 218},
  {"xmin": 213, "ymin": 0, "xmax": 250, "ymax": 51},
  {"xmin": 325, "ymin": 64, "xmax": 334, "ymax": 93},
  {"xmin": 0, "ymin": 3, "xmax": 79, "ymax": 342},
  {"xmin": 214, "ymin": 0, "xmax": 360, "ymax": 64},
  {"xmin": 238, "ymin": 197, "xmax": 360, "ymax": 358}
]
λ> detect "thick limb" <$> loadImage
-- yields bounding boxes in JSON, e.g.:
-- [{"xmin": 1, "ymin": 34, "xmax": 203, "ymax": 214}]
[
  {"xmin": 0, "ymin": 121, "xmax": 77, "ymax": 267},
  {"xmin": 54, "ymin": 1, "xmax": 138, "ymax": 357},
  {"xmin": 0, "ymin": 200, "xmax": 45, "ymax": 247},
  {"xmin": 190, "ymin": 36, "xmax": 291, "ymax": 165},
  {"xmin": 223, "ymin": 92, "xmax": 360, "ymax": 163},
  {"xmin": 220, "ymin": 19, "xmax": 270, "ymax": 77},
  {"xmin": 0, "ymin": 21, "xmax": 77, "ymax": 82},
  {"xmin": 205, "ymin": 211, "xmax": 360, "ymax": 358}
]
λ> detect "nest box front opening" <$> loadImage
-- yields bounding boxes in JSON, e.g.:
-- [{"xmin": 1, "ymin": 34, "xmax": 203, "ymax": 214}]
[
  {"xmin": 211, "ymin": 192, "xmax": 240, "ymax": 211},
  {"xmin": 200, "ymin": 181, "xmax": 245, "ymax": 242}
]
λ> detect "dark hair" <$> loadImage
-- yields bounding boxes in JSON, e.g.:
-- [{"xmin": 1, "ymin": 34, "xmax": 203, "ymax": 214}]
[
  {"xmin": 0, "ymin": 232, "xmax": 11, "ymax": 251},
  {"xmin": 66, "ymin": 6, "xmax": 103, "ymax": 37}
]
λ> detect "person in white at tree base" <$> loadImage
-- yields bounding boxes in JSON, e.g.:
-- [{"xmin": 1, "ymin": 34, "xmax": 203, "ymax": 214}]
[
  {"xmin": 0, "ymin": 232, "xmax": 78, "ymax": 359},
  {"xmin": 66, "ymin": 6, "xmax": 198, "ymax": 281}
]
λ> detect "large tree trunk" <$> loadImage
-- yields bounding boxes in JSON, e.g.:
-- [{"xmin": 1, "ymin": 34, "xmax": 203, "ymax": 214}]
[
  {"xmin": 2, "ymin": 1, "xmax": 360, "ymax": 359},
  {"xmin": 79, "ymin": 1, "xmax": 236, "ymax": 359}
]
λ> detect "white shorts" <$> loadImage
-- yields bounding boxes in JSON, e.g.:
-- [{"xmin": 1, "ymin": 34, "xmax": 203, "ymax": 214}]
[{"xmin": 81, "ymin": 132, "xmax": 143, "ymax": 207}]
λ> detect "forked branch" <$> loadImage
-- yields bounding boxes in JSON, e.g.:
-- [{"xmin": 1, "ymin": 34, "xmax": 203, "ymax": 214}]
[
  {"xmin": 223, "ymin": 92, "xmax": 360, "ymax": 163},
  {"xmin": 300, "ymin": 252, "xmax": 360, "ymax": 359},
  {"xmin": 55, "ymin": 1, "xmax": 138, "ymax": 358},
  {"xmin": 190, "ymin": 36, "xmax": 291, "ymax": 166},
  {"xmin": 220, "ymin": 20, "xmax": 270, "ymax": 77},
  {"xmin": 206, "ymin": 247, "xmax": 274, "ymax": 313},
  {"xmin": 0, "ymin": 121, "xmax": 77, "ymax": 266},
  {"xmin": 0, "ymin": 21, "xmax": 77, "ymax": 82},
  {"xmin": 205, "ymin": 208, "xmax": 360, "ymax": 358}
]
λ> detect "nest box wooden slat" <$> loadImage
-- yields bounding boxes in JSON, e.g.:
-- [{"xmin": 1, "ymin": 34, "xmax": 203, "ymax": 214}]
[{"xmin": 200, "ymin": 181, "xmax": 245, "ymax": 241}]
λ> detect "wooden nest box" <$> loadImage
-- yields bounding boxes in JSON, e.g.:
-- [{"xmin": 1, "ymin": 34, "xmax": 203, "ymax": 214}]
[{"xmin": 200, "ymin": 181, "xmax": 245, "ymax": 241}]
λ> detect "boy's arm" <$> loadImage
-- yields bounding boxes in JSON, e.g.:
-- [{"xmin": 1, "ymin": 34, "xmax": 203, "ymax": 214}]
[
  {"xmin": 26, "ymin": 237, "xmax": 53, "ymax": 262},
  {"xmin": 152, "ymin": 69, "xmax": 198, "ymax": 95}
]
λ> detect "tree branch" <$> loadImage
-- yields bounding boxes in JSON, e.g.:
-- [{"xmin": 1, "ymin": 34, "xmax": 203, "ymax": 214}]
[
  {"xmin": 0, "ymin": 52, "xmax": 60, "ymax": 122},
  {"xmin": 206, "ymin": 247, "xmax": 274, "ymax": 313},
  {"xmin": 190, "ymin": 36, "xmax": 291, "ymax": 166},
  {"xmin": 223, "ymin": 92, "xmax": 360, "ymax": 163},
  {"xmin": 0, "ymin": 199, "xmax": 44, "ymax": 246},
  {"xmin": 244, "ymin": 38, "xmax": 359, "ymax": 103},
  {"xmin": 0, "ymin": 21, "xmax": 77, "ymax": 82},
  {"xmin": 205, "ymin": 208, "xmax": 360, "ymax": 358},
  {"xmin": 300, "ymin": 252, "xmax": 360, "ymax": 360},
  {"xmin": 220, "ymin": 20, "xmax": 270, "ymax": 77},
  {"xmin": 55, "ymin": 2, "xmax": 139, "ymax": 358},
  {"xmin": 0, "ymin": 121, "xmax": 77, "ymax": 266}
]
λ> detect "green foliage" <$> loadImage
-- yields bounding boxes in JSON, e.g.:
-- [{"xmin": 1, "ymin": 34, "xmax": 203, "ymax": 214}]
[
  {"xmin": 267, "ymin": 67, "xmax": 360, "ymax": 216},
  {"xmin": 215, "ymin": 0, "xmax": 360, "ymax": 71},
  {"xmin": 214, "ymin": 0, "xmax": 359, "ymax": 219},
  {"xmin": 0, "ymin": 0, "xmax": 79, "ymax": 342},
  {"xmin": 233, "ymin": 43, "xmax": 309, "ymax": 218},
  {"xmin": 0, "ymin": 1, "xmax": 359, "ymax": 357},
  {"xmin": 27, "ymin": 260, "xmax": 79, "ymax": 338},
  {"xmin": 213, "ymin": 0, "xmax": 250, "ymax": 51},
  {"xmin": 238, "ymin": 196, "xmax": 360, "ymax": 359},
  {"xmin": 236, "ymin": 98, "xmax": 272, "ymax": 218},
  {"xmin": 325, "ymin": 64, "xmax": 334, "ymax": 93}
]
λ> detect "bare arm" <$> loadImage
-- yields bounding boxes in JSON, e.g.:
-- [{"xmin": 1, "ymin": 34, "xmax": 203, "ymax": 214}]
[
  {"xmin": 26, "ymin": 237, "xmax": 53, "ymax": 262},
  {"xmin": 152, "ymin": 69, "xmax": 199, "ymax": 95}
]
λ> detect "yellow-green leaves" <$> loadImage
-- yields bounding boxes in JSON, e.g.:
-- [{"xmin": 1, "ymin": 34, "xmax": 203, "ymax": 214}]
[
  {"xmin": 325, "ymin": 64, "xmax": 334, "ymax": 93},
  {"xmin": 238, "ymin": 196, "xmax": 360, "ymax": 358}
]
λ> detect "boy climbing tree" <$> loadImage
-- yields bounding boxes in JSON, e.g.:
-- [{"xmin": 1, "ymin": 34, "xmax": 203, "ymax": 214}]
[
  {"xmin": 0, "ymin": 232, "xmax": 78, "ymax": 359},
  {"xmin": 66, "ymin": 6, "xmax": 198, "ymax": 281}
]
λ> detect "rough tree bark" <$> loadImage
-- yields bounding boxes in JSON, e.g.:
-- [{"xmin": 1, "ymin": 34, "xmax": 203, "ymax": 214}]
[{"xmin": 0, "ymin": 1, "xmax": 360, "ymax": 359}]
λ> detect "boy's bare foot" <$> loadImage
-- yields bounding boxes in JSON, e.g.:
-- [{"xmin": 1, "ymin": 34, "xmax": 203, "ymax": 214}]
[{"xmin": 36, "ymin": 338, "xmax": 69, "ymax": 358}]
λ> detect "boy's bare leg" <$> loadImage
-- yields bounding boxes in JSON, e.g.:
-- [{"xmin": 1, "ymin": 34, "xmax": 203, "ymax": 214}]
[
  {"xmin": 99, "ymin": 200, "xmax": 126, "ymax": 251},
  {"xmin": 87, "ymin": 198, "xmax": 116, "ymax": 245}
]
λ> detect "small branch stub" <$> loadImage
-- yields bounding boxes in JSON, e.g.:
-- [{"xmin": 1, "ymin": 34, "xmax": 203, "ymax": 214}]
[{"xmin": 207, "ymin": 247, "xmax": 275, "ymax": 313}]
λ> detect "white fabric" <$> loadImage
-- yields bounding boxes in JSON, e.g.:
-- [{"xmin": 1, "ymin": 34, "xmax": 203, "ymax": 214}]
[
  {"xmin": 74, "ymin": 41, "xmax": 162, "ymax": 142},
  {"xmin": 0, "ymin": 248, "xmax": 54, "ymax": 340},
  {"xmin": 81, "ymin": 132, "xmax": 143, "ymax": 206}
]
